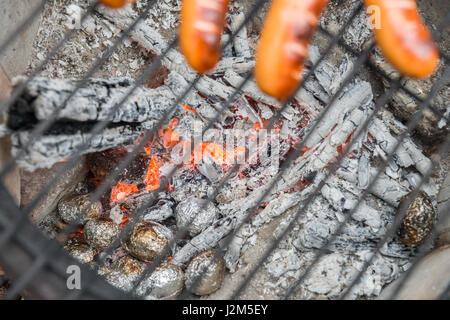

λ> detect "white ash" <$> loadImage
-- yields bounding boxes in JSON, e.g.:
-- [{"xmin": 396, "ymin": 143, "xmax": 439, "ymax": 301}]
[
  {"xmin": 320, "ymin": 0, "xmax": 372, "ymax": 51},
  {"xmin": 12, "ymin": 123, "xmax": 149, "ymax": 170},
  {"xmin": 169, "ymin": 170, "xmax": 212, "ymax": 204},
  {"xmin": 197, "ymin": 153, "xmax": 224, "ymax": 184},
  {"xmin": 230, "ymin": 9, "xmax": 252, "ymax": 59},
  {"xmin": 143, "ymin": 201, "xmax": 174, "ymax": 222},
  {"xmin": 29, "ymin": 0, "xmax": 150, "ymax": 80},
  {"xmin": 214, "ymin": 61, "xmax": 439, "ymax": 299},
  {"xmin": 109, "ymin": 204, "xmax": 125, "ymax": 225},
  {"xmin": 137, "ymin": 0, "xmax": 182, "ymax": 34}
]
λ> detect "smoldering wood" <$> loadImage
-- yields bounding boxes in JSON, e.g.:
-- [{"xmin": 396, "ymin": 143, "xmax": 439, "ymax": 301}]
[
  {"xmin": 8, "ymin": 77, "xmax": 172, "ymax": 125},
  {"xmin": 171, "ymin": 216, "xmax": 235, "ymax": 267},
  {"xmin": 14, "ymin": 124, "xmax": 146, "ymax": 170},
  {"xmin": 6, "ymin": 77, "xmax": 178, "ymax": 170}
]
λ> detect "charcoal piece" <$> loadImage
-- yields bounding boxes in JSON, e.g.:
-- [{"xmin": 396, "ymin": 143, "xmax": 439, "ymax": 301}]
[{"xmin": 87, "ymin": 147, "xmax": 148, "ymax": 182}]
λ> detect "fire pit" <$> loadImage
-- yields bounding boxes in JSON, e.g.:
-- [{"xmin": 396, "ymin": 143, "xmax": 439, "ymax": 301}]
[{"xmin": 0, "ymin": 0, "xmax": 449, "ymax": 300}]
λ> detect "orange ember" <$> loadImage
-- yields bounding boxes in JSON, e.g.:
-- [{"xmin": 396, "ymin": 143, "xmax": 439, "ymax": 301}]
[
  {"xmin": 337, "ymin": 130, "xmax": 355, "ymax": 154},
  {"xmin": 191, "ymin": 143, "xmax": 245, "ymax": 166},
  {"xmin": 181, "ymin": 103, "xmax": 197, "ymax": 114},
  {"xmin": 158, "ymin": 118, "xmax": 180, "ymax": 148},
  {"xmin": 144, "ymin": 156, "xmax": 161, "ymax": 191},
  {"xmin": 110, "ymin": 183, "xmax": 139, "ymax": 203},
  {"xmin": 286, "ymin": 177, "xmax": 312, "ymax": 193},
  {"xmin": 119, "ymin": 216, "xmax": 130, "ymax": 227},
  {"xmin": 161, "ymin": 128, "xmax": 180, "ymax": 148},
  {"xmin": 89, "ymin": 177, "xmax": 104, "ymax": 186},
  {"xmin": 253, "ymin": 121, "xmax": 265, "ymax": 132},
  {"xmin": 69, "ymin": 227, "xmax": 84, "ymax": 239}
]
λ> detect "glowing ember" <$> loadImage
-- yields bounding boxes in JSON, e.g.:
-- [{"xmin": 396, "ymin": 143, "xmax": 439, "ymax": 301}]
[
  {"xmin": 144, "ymin": 156, "xmax": 161, "ymax": 191},
  {"xmin": 69, "ymin": 227, "xmax": 84, "ymax": 239},
  {"xmin": 118, "ymin": 205, "xmax": 131, "ymax": 227},
  {"xmin": 337, "ymin": 130, "xmax": 355, "ymax": 154},
  {"xmin": 191, "ymin": 143, "xmax": 245, "ymax": 166},
  {"xmin": 119, "ymin": 216, "xmax": 130, "ymax": 228},
  {"xmin": 158, "ymin": 118, "xmax": 180, "ymax": 148},
  {"xmin": 253, "ymin": 121, "xmax": 265, "ymax": 132},
  {"xmin": 181, "ymin": 103, "xmax": 197, "ymax": 113},
  {"xmin": 111, "ymin": 183, "xmax": 139, "ymax": 203}
]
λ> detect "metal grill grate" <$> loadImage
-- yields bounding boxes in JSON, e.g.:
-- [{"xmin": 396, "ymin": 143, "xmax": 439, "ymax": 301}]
[{"xmin": 0, "ymin": 0, "xmax": 449, "ymax": 300}]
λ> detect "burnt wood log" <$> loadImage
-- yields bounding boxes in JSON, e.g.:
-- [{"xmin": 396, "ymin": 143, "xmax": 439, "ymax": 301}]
[{"xmin": 6, "ymin": 77, "xmax": 174, "ymax": 170}]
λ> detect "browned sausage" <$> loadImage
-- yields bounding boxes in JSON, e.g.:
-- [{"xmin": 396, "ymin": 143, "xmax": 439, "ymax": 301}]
[
  {"xmin": 365, "ymin": 0, "xmax": 439, "ymax": 78},
  {"xmin": 180, "ymin": 0, "xmax": 231, "ymax": 73},
  {"xmin": 98, "ymin": 0, "xmax": 135, "ymax": 9},
  {"xmin": 254, "ymin": 0, "xmax": 329, "ymax": 102}
]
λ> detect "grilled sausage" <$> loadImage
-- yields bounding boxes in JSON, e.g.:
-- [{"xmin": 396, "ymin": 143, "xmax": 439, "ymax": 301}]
[
  {"xmin": 365, "ymin": 0, "xmax": 438, "ymax": 78},
  {"xmin": 255, "ymin": 0, "xmax": 329, "ymax": 102},
  {"xmin": 98, "ymin": 0, "xmax": 135, "ymax": 9},
  {"xmin": 180, "ymin": 0, "xmax": 231, "ymax": 73}
]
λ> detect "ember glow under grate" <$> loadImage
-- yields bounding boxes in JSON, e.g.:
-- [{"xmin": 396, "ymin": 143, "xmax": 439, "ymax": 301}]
[{"xmin": 0, "ymin": 0, "xmax": 449, "ymax": 300}]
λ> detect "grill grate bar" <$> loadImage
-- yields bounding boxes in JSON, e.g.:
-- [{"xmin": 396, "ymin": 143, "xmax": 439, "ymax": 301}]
[
  {"xmin": 66, "ymin": 0, "xmax": 270, "ymax": 300},
  {"xmin": 339, "ymin": 84, "xmax": 450, "ymax": 298},
  {"xmin": 229, "ymin": 14, "xmax": 450, "ymax": 300},
  {"xmin": 282, "ymin": 66, "xmax": 450, "ymax": 300},
  {"xmin": 124, "ymin": 1, "xmax": 367, "ymax": 298}
]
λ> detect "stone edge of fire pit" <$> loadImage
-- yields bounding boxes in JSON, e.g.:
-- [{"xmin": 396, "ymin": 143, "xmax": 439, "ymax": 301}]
[
  {"xmin": 0, "ymin": 66, "xmax": 20, "ymax": 205},
  {"xmin": 0, "ymin": 0, "xmax": 42, "ymax": 205},
  {"xmin": 21, "ymin": 158, "xmax": 89, "ymax": 224}
]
